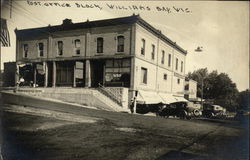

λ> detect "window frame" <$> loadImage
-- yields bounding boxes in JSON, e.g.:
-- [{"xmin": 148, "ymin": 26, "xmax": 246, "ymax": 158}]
[
  {"xmin": 176, "ymin": 58, "xmax": 178, "ymax": 70},
  {"xmin": 141, "ymin": 38, "xmax": 145, "ymax": 56},
  {"xmin": 151, "ymin": 44, "xmax": 155, "ymax": 60},
  {"xmin": 116, "ymin": 35, "xmax": 125, "ymax": 53},
  {"xmin": 177, "ymin": 78, "xmax": 180, "ymax": 84},
  {"xmin": 23, "ymin": 44, "xmax": 28, "ymax": 58},
  {"xmin": 38, "ymin": 42, "xmax": 44, "ymax": 57},
  {"xmin": 168, "ymin": 54, "xmax": 171, "ymax": 67},
  {"xmin": 97, "ymin": 37, "xmax": 104, "ymax": 53},
  {"xmin": 141, "ymin": 67, "xmax": 148, "ymax": 84},
  {"xmin": 163, "ymin": 74, "xmax": 167, "ymax": 80},
  {"xmin": 181, "ymin": 61, "xmax": 184, "ymax": 72},
  {"xmin": 74, "ymin": 39, "xmax": 81, "ymax": 55},
  {"xmin": 57, "ymin": 41, "xmax": 64, "ymax": 56},
  {"xmin": 161, "ymin": 50, "xmax": 165, "ymax": 64}
]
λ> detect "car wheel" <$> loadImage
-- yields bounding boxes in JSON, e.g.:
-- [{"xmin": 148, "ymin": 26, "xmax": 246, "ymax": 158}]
[
  {"xmin": 193, "ymin": 109, "xmax": 200, "ymax": 117},
  {"xmin": 207, "ymin": 112, "xmax": 213, "ymax": 118}
]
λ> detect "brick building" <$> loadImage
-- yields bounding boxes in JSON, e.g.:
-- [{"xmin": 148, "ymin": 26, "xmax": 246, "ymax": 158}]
[{"xmin": 15, "ymin": 15, "xmax": 188, "ymax": 108}]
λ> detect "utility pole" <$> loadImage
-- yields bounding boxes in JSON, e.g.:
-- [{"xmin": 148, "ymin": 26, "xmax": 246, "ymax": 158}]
[{"xmin": 10, "ymin": 0, "xmax": 13, "ymax": 18}]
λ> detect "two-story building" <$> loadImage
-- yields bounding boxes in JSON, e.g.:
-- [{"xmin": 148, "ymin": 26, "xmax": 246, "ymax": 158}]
[{"xmin": 15, "ymin": 14, "xmax": 188, "ymax": 108}]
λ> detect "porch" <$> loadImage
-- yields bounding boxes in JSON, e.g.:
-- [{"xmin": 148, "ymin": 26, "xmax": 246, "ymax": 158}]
[{"xmin": 16, "ymin": 58, "xmax": 131, "ymax": 88}]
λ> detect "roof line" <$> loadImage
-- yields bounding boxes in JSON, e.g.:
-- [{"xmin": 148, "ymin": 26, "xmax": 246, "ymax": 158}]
[
  {"xmin": 136, "ymin": 16, "xmax": 187, "ymax": 54},
  {"xmin": 15, "ymin": 15, "xmax": 187, "ymax": 54}
]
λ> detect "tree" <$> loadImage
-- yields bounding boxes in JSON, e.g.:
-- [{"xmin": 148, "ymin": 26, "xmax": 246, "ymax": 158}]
[
  {"xmin": 237, "ymin": 89, "xmax": 250, "ymax": 110},
  {"xmin": 187, "ymin": 68, "xmax": 239, "ymax": 111}
]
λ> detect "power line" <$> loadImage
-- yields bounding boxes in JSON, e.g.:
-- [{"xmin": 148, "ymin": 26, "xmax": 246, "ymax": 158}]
[
  {"xmin": 4, "ymin": 2, "xmax": 64, "ymax": 37},
  {"xmin": 13, "ymin": 1, "xmax": 50, "ymax": 25}
]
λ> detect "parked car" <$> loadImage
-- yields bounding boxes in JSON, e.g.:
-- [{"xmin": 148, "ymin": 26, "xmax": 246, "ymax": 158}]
[
  {"xmin": 158, "ymin": 101, "xmax": 202, "ymax": 119},
  {"xmin": 202, "ymin": 104, "xmax": 227, "ymax": 119},
  {"xmin": 234, "ymin": 109, "xmax": 250, "ymax": 122},
  {"xmin": 136, "ymin": 103, "xmax": 165, "ymax": 114}
]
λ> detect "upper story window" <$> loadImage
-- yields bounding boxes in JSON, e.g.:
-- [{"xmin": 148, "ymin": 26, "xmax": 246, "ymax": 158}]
[
  {"xmin": 74, "ymin": 39, "xmax": 81, "ymax": 55},
  {"xmin": 117, "ymin": 36, "xmax": 124, "ymax": 52},
  {"xmin": 23, "ymin": 44, "xmax": 28, "ymax": 58},
  {"xmin": 141, "ymin": 67, "xmax": 147, "ymax": 84},
  {"xmin": 177, "ymin": 78, "xmax": 180, "ymax": 84},
  {"xmin": 181, "ymin": 61, "xmax": 184, "ymax": 72},
  {"xmin": 97, "ymin": 37, "xmax": 103, "ymax": 53},
  {"xmin": 38, "ymin": 43, "xmax": 44, "ymax": 57},
  {"xmin": 175, "ymin": 58, "xmax": 178, "ymax": 70},
  {"xmin": 141, "ymin": 39, "xmax": 145, "ymax": 55},
  {"xmin": 164, "ymin": 74, "xmax": 167, "ymax": 80},
  {"xmin": 161, "ymin": 50, "xmax": 165, "ymax": 64},
  {"xmin": 168, "ymin": 54, "xmax": 171, "ymax": 67},
  {"xmin": 151, "ymin": 44, "xmax": 155, "ymax": 60},
  {"xmin": 57, "ymin": 41, "xmax": 63, "ymax": 56}
]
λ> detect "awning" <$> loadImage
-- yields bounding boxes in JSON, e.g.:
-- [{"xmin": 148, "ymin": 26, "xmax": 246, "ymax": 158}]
[
  {"xmin": 136, "ymin": 90, "xmax": 164, "ymax": 104},
  {"xmin": 174, "ymin": 96, "xmax": 188, "ymax": 102},
  {"xmin": 159, "ymin": 93, "xmax": 177, "ymax": 104}
]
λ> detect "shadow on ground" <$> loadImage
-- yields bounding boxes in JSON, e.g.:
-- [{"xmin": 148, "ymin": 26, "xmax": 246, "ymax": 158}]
[{"xmin": 155, "ymin": 150, "xmax": 209, "ymax": 160}]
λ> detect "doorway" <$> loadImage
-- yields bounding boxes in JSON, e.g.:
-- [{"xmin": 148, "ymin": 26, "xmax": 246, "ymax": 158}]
[{"xmin": 91, "ymin": 60, "xmax": 104, "ymax": 87}]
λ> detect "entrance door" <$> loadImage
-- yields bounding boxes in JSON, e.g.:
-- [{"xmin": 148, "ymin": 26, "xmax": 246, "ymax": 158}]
[
  {"xmin": 56, "ymin": 61, "xmax": 74, "ymax": 87},
  {"xmin": 91, "ymin": 60, "xmax": 104, "ymax": 87},
  {"xmin": 47, "ymin": 62, "xmax": 53, "ymax": 87}
]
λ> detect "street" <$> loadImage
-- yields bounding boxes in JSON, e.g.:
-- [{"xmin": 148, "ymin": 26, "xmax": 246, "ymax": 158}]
[{"xmin": 1, "ymin": 103, "xmax": 248, "ymax": 160}]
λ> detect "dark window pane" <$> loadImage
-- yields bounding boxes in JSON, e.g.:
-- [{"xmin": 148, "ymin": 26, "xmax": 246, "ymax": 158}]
[
  {"xmin": 176, "ymin": 58, "xmax": 178, "ymax": 70},
  {"xmin": 141, "ymin": 39, "xmax": 145, "ymax": 55},
  {"xmin": 57, "ymin": 41, "xmax": 63, "ymax": 56},
  {"xmin": 23, "ymin": 44, "xmax": 28, "ymax": 58},
  {"xmin": 164, "ymin": 74, "xmax": 167, "ymax": 80},
  {"xmin": 152, "ymin": 44, "xmax": 155, "ymax": 60},
  {"xmin": 97, "ymin": 37, "xmax": 103, "ymax": 53},
  {"xmin": 74, "ymin": 39, "xmax": 81, "ymax": 55},
  {"xmin": 38, "ymin": 43, "xmax": 44, "ymax": 57},
  {"xmin": 161, "ymin": 50, "xmax": 165, "ymax": 64},
  {"xmin": 117, "ymin": 36, "xmax": 124, "ymax": 52},
  {"xmin": 141, "ymin": 67, "xmax": 147, "ymax": 84},
  {"xmin": 168, "ymin": 54, "xmax": 171, "ymax": 67}
]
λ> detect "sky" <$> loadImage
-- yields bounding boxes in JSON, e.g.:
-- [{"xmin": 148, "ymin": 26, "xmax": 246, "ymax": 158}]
[{"xmin": 1, "ymin": 0, "xmax": 249, "ymax": 91}]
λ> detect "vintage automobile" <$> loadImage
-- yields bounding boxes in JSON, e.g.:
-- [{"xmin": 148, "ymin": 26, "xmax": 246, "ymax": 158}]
[
  {"xmin": 234, "ymin": 109, "xmax": 250, "ymax": 122},
  {"xmin": 158, "ymin": 101, "xmax": 202, "ymax": 119},
  {"xmin": 135, "ymin": 103, "xmax": 165, "ymax": 114},
  {"xmin": 202, "ymin": 104, "xmax": 227, "ymax": 118}
]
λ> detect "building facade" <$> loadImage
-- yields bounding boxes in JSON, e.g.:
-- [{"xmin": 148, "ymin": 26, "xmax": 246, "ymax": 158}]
[
  {"xmin": 15, "ymin": 15, "xmax": 187, "ymax": 107},
  {"xmin": 184, "ymin": 79, "xmax": 197, "ymax": 101}
]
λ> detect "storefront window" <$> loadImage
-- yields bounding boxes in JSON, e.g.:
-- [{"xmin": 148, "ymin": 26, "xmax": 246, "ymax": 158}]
[
  {"xmin": 105, "ymin": 59, "xmax": 130, "ymax": 87},
  {"xmin": 75, "ymin": 61, "xmax": 84, "ymax": 87}
]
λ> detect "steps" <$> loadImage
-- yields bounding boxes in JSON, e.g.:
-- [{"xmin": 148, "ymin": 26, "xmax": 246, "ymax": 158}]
[{"xmin": 5, "ymin": 88, "xmax": 129, "ymax": 112}]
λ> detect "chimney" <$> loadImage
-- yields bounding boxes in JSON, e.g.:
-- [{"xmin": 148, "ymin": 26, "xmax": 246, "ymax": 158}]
[{"xmin": 62, "ymin": 18, "xmax": 73, "ymax": 25}]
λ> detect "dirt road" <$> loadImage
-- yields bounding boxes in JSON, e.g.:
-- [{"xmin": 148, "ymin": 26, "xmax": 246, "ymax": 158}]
[{"xmin": 1, "ymin": 104, "xmax": 249, "ymax": 160}]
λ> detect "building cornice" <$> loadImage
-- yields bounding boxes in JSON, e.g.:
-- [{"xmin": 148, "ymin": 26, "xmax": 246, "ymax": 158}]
[{"xmin": 15, "ymin": 15, "xmax": 187, "ymax": 55}]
